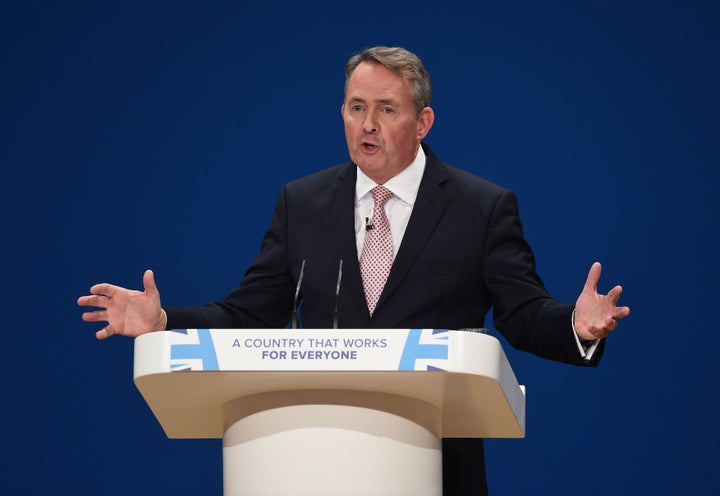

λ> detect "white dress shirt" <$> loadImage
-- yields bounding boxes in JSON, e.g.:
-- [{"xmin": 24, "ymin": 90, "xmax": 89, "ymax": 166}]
[{"xmin": 354, "ymin": 146, "xmax": 426, "ymax": 258}]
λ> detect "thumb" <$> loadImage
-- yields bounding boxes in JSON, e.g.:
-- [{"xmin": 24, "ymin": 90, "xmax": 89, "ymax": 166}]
[
  {"xmin": 142, "ymin": 269, "xmax": 159, "ymax": 297},
  {"xmin": 582, "ymin": 262, "xmax": 602, "ymax": 294}
]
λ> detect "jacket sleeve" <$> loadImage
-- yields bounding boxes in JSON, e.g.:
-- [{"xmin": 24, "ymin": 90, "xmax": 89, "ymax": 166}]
[{"xmin": 484, "ymin": 190, "xmax": 604, "ymax": 366}]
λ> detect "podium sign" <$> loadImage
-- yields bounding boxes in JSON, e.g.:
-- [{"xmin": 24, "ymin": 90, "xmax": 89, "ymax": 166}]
[{"xmin": 161, "ymin": 327, "xmax": 452, "ymax": 372}]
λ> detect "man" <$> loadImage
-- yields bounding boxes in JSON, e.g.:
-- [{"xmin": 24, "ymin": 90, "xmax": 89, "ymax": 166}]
[{"xmin": 78, "ymin": 46, "xmax": 629, "ymax": 495}]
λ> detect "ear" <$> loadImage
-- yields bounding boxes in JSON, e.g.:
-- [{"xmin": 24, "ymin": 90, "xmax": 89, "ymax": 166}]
[{"xmin": 416, "ymin": 107, "xmax": 435, "ymax": 140}]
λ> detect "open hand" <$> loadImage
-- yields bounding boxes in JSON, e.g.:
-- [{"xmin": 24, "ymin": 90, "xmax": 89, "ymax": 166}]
[
  {"xmin": 574, "ymin": 262, "xmax": 630, "ymax": 341},
  {"xmin": 77, "ymin": 269, "xmax": 166, "ymax": 340}
]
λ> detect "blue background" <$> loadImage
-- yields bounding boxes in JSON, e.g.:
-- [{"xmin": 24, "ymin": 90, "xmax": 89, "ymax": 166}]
[{"xmin": 3, "ymin": 1, "xmax": 718, "ymax": 494}]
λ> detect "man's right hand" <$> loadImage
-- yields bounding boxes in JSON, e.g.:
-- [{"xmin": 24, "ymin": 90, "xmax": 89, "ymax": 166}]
[{"xmin": 78, "ymin": 269, "xmax": 166, "ymax": 340}]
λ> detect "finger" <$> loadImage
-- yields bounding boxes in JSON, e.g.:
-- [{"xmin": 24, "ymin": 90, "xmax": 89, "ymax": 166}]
[
  {"xmin": 95, "ymin": 325, "xmax": 115, "ymax": 340},
  {"xmin": 582, "ymin": 262, "xmax": 602, "ymax": 293},
  {"xmin": 77, "ymin": 294, "xmax": 109, "ymax": 308},
  {"xmin": 613, "ymin": 305, "xmax": 631, "ymax": 320},
  {"xmin": 81, "ymin": 309, "xmax": 108, "ymax": 323},
  {"xmin": 89, "ymin": 283, "xmax": 121, "ymax": 296},
  {"xmin": 606, "ymin": 285, "xmax": 623, "ymax": 305}
]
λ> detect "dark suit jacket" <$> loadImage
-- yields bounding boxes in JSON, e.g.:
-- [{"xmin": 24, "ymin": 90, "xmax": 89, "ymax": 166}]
[
  {"xmin": 167, "ymin": 143, "xmax": 603, "ymax": 367},
  {"xmin": 165, "ymin": 143, "xmax": 603, "ymax": 495}
]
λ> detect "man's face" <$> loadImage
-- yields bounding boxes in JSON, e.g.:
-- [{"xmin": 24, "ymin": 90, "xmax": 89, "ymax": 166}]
[{"xmin": 342, "ymin": 62, "xmax": 433, "ymax": 184}]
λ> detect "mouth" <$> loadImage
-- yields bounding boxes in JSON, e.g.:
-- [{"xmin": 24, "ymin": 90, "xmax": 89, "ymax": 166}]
[{"xmin": 361, "ymin": 141, "xmax": 380, "ymax": 152}]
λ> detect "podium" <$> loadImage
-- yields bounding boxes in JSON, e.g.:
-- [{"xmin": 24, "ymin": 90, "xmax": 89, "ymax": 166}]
[{"xmin": 134, "ymin": 328, "xmax": 525, "ymax": 496}]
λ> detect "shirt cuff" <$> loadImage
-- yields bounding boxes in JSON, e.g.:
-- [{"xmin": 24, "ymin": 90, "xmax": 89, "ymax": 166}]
[{"xmin": 571, "ymin": 308, "xmax": 600, "ymax": 361}]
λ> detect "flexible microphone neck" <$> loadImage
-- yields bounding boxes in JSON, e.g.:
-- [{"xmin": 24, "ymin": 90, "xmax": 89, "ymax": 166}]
[
  {"xmin": 290, "ymin": 259, "xmax": 306, "ymax": 329},
  {"xmin": 332, "ymin": 259, "xmax": 343, "ymax": 329}
]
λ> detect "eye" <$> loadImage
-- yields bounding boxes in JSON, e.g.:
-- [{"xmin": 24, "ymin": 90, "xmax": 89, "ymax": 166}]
[
  {"xmin": 381, "ymin": 106, "xmax": 395, "ymax": 114},
  {"xmin": 351, "ymin": 104, "xmax": 364, "ymax": 112}
]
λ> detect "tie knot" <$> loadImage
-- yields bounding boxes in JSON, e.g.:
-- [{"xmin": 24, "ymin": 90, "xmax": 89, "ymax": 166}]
[{"xmin": 372, "ymin": 186, "xmax": 393, "ymax": 207}]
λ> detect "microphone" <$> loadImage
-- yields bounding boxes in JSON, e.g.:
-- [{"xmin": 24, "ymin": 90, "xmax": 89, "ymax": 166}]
[
  {"xmin": 332, "ymin": 259, "xmax": 343, "ymax": 329},
  {"xmin": 290, "ymin": 259, "xmax": 306, "ymax": 329},
  {"xmin": 365, "ymin": 217, "xmax": 374, "ymax": 231}
]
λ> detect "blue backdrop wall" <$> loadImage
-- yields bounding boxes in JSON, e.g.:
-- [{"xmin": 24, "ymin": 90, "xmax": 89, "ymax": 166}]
[{"xmin": 3, "ymin": 1, "xmax": 719, "ymax": 494}]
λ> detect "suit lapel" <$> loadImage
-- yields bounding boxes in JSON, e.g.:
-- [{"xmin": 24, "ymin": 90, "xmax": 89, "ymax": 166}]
[
  {"xmin": 375, "ymin": 149, "xmax": 451, "ymax": 313},
  {"xmin": 328, "ymin": 164, "xmax": 369, "ymax": 318}
]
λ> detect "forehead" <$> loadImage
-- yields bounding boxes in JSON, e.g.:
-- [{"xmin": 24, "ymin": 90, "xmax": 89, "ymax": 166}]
[{"xmin": 345, "ymin": 62, "xmax": 412, "ymax": 102}]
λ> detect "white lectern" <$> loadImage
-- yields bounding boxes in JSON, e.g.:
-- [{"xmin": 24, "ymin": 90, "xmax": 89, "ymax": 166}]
[{"xmin": 134, "ymin": 328, "xmax": 525, "ymax": 496}]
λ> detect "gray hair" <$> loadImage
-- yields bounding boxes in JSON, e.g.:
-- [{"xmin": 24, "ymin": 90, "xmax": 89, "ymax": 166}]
[{"xmin": 344, "ymin": 46, "xmax": 432, "ymax": 118}]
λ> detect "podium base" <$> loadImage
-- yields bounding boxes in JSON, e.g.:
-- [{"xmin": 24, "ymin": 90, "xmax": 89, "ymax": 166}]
[{"xmin": 222, "ymin": 391, "xmax": 442, "ymax": 496}]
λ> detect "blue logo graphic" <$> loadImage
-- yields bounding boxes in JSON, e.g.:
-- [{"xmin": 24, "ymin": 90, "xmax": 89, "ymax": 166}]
[
  {"xmin": 398, "ymin": 329, "xmax": 449, "ymax": 371},
  {"xmin": 170, "ymin": 329, "xmax": 219, "ymax": 371}
]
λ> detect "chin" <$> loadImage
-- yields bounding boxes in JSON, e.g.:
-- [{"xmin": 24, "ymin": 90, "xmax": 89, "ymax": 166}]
[{"xmin": 356, "ymin": 160, "xmax": 382, "ymax": 175}]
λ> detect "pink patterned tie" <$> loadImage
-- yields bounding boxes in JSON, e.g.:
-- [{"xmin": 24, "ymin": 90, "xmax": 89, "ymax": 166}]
[{"xmin": 360, "ymin": 186, "xmax": 394, "ymax": 315}]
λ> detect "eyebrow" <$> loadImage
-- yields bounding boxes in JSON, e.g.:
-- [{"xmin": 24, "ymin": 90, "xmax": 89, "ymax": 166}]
[{"xmin": 347, "ymin": 97, "xmax": 397, "ymax": 106}]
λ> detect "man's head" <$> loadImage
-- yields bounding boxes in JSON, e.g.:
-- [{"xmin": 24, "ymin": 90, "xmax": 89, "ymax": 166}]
[
  {"xmin": 342, "ymin": 46, "xmax": 435, "ymax": 184},
  {"xmin": 344, "ymin": 47, "xmax": 432, "ymax": 118}
]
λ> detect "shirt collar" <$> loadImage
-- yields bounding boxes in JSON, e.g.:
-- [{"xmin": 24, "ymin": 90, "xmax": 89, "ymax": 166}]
[{"xmin": 355, "ymin": 146, "xmax": 426, "ymax": 206}]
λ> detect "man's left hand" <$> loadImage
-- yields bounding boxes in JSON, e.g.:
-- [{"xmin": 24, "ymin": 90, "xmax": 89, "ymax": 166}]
[{"xmin": 574, "ymin": 262, "xmax": 630, "ymax": 341}]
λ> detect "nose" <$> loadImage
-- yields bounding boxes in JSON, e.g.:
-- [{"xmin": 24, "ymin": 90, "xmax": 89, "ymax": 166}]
[{"xmin": 362, "ymin": 113, "xmax": 378, "ymax": 134}]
